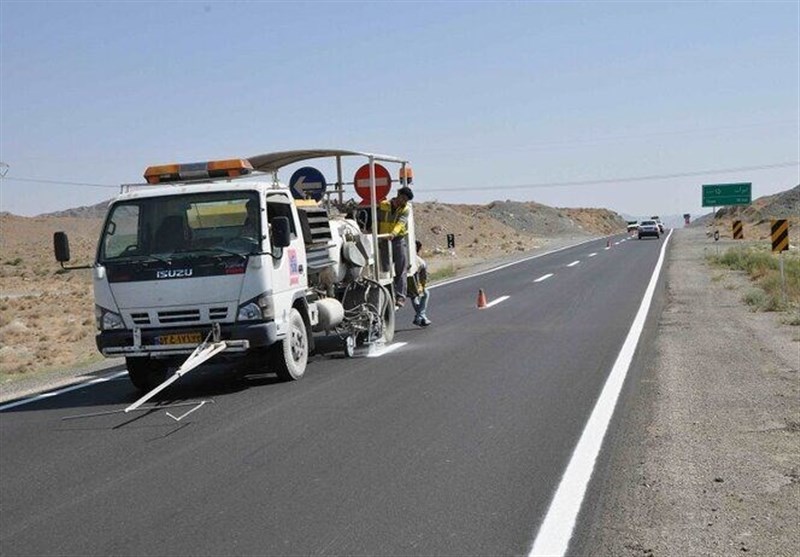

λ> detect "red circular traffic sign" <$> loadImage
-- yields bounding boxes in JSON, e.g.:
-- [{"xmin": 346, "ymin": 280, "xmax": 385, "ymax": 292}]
[{"xmin": 354, "ymin": 163, "xmax": 391, "ymax": 204}]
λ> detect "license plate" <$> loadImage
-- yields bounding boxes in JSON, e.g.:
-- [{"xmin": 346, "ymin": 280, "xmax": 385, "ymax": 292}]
[{"xmin": 157, "ymin": 332, "xmax": 202, "ymax": 345}]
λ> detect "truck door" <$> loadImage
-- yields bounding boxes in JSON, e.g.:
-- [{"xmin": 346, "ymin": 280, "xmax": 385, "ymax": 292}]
[{"xmin": 266, "ymin": 193, "xmax": 307, "ymax": 319}]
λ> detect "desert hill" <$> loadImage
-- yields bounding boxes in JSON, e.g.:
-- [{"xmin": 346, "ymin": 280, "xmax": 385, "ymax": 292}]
[{"xmin": 2, "ymin": 182, "xmax": 795, "ymax": 378}]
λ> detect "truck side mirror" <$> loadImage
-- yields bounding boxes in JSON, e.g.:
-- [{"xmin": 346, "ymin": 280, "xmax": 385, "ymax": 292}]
[
  {"xmin": 271, "ymin": 217, "xmax": 291, "ymax": 248},
  {"xmin": 54, "ymin": 231, "xmax": 71, "ymax": 262}
]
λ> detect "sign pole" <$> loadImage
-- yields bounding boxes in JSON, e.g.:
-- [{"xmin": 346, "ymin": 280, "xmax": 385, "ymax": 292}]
[{"xmin": 780, "ymin": 252, "xmax": 787, "ymax": 307}]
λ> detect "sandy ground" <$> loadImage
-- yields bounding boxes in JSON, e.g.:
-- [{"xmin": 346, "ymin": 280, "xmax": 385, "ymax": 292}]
[{"xmin": 585, "ymin": 227, "xmax": 799, "ymax": 556}]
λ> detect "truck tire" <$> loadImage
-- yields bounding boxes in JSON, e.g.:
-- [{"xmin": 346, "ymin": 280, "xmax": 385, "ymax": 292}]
[
  {"xmin": 274, "ymin": 308, "xmax": 308, "ymax": 381},
  {"xmin": 126, "ymin": 357, "xmax": 169, "ymax": 392}
]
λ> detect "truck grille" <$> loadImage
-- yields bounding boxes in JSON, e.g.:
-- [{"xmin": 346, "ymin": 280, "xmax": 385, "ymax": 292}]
[{"xmin": 125, "ymin": 306, "xmax": 230, "ymax": 327}]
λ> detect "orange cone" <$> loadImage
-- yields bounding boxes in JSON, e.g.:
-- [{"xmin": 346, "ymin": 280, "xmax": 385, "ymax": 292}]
[{"xmin": 477, "ymin": 289, "xmax": 488, "ymax": 309}]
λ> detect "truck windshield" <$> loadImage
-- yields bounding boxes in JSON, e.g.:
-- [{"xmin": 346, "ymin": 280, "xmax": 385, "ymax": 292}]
[{"xmin": 98, "ymin": 191, "xmax": 261, "ymax": 262}]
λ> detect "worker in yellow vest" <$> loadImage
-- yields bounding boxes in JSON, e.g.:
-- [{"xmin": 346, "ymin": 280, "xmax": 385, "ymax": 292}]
[{"xmin": 377, "ymin": 186, "xmax": 414, "ymax": 308}]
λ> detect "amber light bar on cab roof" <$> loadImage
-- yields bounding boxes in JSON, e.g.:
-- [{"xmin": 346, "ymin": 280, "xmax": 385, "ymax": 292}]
[{"xmin": 144, "ymin": 159, "xmax": 254, "ymax": 184}]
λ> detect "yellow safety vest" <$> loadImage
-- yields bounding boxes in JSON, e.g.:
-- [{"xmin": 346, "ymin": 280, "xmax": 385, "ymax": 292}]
[{"xmin": 376, "ymin": 200, "xmax": 410, "ymax": 238}]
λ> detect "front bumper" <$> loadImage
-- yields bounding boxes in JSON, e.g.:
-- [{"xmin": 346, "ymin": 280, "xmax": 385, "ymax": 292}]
[{"xmin": 97, "ymin": 321, "xmax": 279, "ymax": 357}]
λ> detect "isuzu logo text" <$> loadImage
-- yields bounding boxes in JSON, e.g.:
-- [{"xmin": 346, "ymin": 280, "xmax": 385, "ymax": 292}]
[{"xmin": 156, "ymin": 268, "xmax": 193, "ymax": 279}]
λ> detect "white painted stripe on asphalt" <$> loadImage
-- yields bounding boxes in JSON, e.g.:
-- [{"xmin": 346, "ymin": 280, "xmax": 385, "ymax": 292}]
[
  {"xmin": 566, "ymin": 260, "xmax": 580, "ymax": 267},
  {"xmin": 529, "ymin": 228, "xmax": 673, "ymax": 557},
  {"xmin": 484, "ymin": 295, "xmax": 510, "ymax": 308},
  {"xmin": 366, "ymin": 342, "xmax": 407, "ymax": 358},
  {"xmin": 0, "ymin": 371, "xmax": 129, "ymax": 412},
  {"xmin": 429, "ymin": 237, "xmax": 602, "ymax": 290},
  {"xmin": 534, "ymin": 273, "xmax": 554, "ymax": 283},
  {"xmin": 588, "ymin": 253, "xmax": 597, "ymax": 257}
]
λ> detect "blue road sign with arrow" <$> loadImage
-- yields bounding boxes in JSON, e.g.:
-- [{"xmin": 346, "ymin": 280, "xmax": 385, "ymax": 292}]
[{"xmin": 289, "ymin": 167, "xmax": 327, "ymax": 200}]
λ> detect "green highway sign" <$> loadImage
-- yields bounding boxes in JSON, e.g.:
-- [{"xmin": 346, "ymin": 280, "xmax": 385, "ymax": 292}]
[{"xmin": 702, "ymin": 183, "xmax": 751, "ymax": 207}]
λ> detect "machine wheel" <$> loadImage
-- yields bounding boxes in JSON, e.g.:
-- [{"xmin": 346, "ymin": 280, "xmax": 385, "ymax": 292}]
[
  {"xmin": 126, "ymin": 357, "xmax": 169, "ymax": 392},
  {"xmin": 274, "ymin": 308, "xmax": 309, "ymax": 381},
  {"xmin": 380, "ymin": 286, "xmax": 395, "ymax": 343}
]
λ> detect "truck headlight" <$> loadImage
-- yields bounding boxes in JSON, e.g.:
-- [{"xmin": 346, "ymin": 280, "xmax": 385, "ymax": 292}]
[
  {"xmin": 237, "ymin": 293, "xmax": 274, "ymax": 322},
  {"xmin": 95, "ymin": 305, "xmax": 125, "ymax": 331}
]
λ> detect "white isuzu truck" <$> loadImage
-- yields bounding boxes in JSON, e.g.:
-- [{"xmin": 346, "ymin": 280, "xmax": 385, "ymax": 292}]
[{"xmin": 54, "ymin": 150, "xmax": 416, "ymax": 392}]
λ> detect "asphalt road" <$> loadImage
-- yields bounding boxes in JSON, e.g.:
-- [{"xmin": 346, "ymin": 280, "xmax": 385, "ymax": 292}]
[{"xmin": 0, "ymin": 233, "xmax": 668, "ymax": 556}]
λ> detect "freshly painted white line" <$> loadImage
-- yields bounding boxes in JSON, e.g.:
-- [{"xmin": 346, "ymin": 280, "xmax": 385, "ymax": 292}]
[
  {"xmin": 566, "ymin": 260, "xmax": 580, "ymax": 267},
  {"xmin": 429, "ymin": 237, "xmax": 601, "ymax": 290},
  {"xmin": 588, "ymin": 253, "xmax": 597, "ymax": 258},
  {"xmin": 366, "ymin": 342, "xmax": 407, "ymax": 358},
  {"xmin": 483, "ymin": 295, "xmax": 510, "ymax": 308},
  {"xmin": 0, "ymin": 371, "xmax": 129, "ymax": 412},
  {"xmin": 534, "ymin": 273, "xmax": 554, "ymax": 283},
  {"xmin": 529, "ymin": 229, "xmax": 673, "ymax": 557}
]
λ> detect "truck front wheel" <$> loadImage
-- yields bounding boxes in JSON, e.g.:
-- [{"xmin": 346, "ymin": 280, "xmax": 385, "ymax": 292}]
[
  {"xmin": 126, "ymin": 357, "xmax": 169, "ymax": 392},
  {"xmin": 273, "ymin": 308, "xmax": 308, "ymax": 381}
]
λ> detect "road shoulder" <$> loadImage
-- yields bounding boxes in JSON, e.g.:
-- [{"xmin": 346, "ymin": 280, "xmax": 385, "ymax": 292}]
[{"xmin": 582, "ymin": 228, "xmax": 799, "ymax": 556}]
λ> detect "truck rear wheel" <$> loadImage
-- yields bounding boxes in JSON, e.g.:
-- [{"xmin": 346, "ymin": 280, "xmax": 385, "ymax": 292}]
[
  {"xmin": 126, "ymin": 357, "xmax": 169, "ymax": 392},
  {"xmin": 273, "ymin": 308, "xmax": 308, "ymax": 381}
]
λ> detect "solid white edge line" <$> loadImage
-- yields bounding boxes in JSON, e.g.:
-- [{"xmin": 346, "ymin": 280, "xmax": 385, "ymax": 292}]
[
  {"xmin": 567, "ymin": 260, "xmax": 580, "ymax": 267},
  {"xmin": 534, "ymin": 273, "xmax": 554, "ymax": 283},
  {"xmin": 0, "ymin": 370, "xmax": 129, "ymax": 412},
  {"xmin": 429, "ymin": 236, "xmax": 604, "ymax": 290},
  {"xmin": 483, "ymin": 295, "xmax": 510, "ymax": 308},
  {"xmin": 529, "ymin": 228, "xmax": 673, "ymax": 557}
]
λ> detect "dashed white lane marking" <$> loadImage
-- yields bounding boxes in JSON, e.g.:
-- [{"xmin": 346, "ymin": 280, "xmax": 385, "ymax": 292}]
[
  {"xmin": 366, "ymin": 342, "xmax": 407, "ymax": 358},
  {"xmin": 0, "ymin": 371, "xmax": 129, "ymax": 412},
  {"xmin": 529, "ymin": 229, "xmax": 673, "ymax": 556},
  {"xmin": 534, "ymin": 273, "xmax": 554, "ymax": 283},
  {"xmin": 614, "ymin": 241, "xmax": 621, "ymax": 245},
  {"xmin": 566, "ymin": 260, "xmax": 580, "ymax": 267},
  {"xmin": 484, "ymin": 295, "xmax": 510, "ymax": 308},
  {"xmin": 588, "ymin": 253, "xmax": 597, "ymax": 257},
  {"xmin": 604, "ymin": 246, "xmax": 611, "ymax": 250}
]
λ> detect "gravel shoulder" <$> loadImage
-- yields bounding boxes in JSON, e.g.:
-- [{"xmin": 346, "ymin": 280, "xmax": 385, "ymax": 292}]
[{"xmin": 582, "ymin": 228, "xmax": 799, "ymax": 556}]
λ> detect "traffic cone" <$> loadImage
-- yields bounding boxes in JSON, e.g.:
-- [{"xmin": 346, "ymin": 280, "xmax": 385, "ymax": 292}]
[
  {"xmin": 606, "ymin": 238, "xmax": 611, "ymax": 248},
  {"xmin": 477, "ymin": 289, "xmax": 488, "ymax": 309}
]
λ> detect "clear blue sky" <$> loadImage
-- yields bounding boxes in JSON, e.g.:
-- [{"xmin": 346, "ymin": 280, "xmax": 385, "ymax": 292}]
[{"xmin": 1, "ymin": 1, "xmax": 797, "ymax": 219}]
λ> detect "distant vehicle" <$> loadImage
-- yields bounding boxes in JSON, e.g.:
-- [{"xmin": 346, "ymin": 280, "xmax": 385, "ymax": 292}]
[
  {"xmin": 626, "ymin": 220, "xmax": 639, "ymax": 234},
  {"xmin": 638, "ymin": 220, "xmax": 660, "ymax": 240},
  {"xmin": 650, "ymin": 216, "xmax": 664, "ymax": 234}
]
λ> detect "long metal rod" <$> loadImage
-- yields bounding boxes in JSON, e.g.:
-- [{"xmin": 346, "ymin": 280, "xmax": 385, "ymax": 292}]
[
  {"xmin": 369, "ymin": 155, "xmax": 381, "ymax": 282},
  {"xmin": 125, "ymin": 340, "xmax": 227, "ymax": 413}
]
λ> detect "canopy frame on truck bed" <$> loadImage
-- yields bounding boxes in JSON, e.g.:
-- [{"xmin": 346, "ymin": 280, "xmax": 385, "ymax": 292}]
[{"xmin": 248, "ymin": 149, "xmax": 411, "ymax": 289}]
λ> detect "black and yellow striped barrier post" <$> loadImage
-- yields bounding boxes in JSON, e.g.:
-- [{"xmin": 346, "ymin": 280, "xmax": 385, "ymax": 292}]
[
  {"xmin": 732, "ymin": 220, "xmax": 743, "ymax": 240},
  {"xmin": 771, "ymin": 219, "xmax": 789, "ymax": 306},
  {"xmin": 771, "ymin": 219, "xmax": 789, "ymax": 253}
]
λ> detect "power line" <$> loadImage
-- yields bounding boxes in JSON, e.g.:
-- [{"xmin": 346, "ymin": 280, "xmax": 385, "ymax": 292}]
[
  {"xmin": 423, "ymin": 162, "xmax": 799, "ymax": 193},
  {"xmin": 0, "ymin": 176, "xmax": 118, "ymax": 189},
  {"xmin": 0, "ymin": 161, "xmax": 797, "ymax": 193}
]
